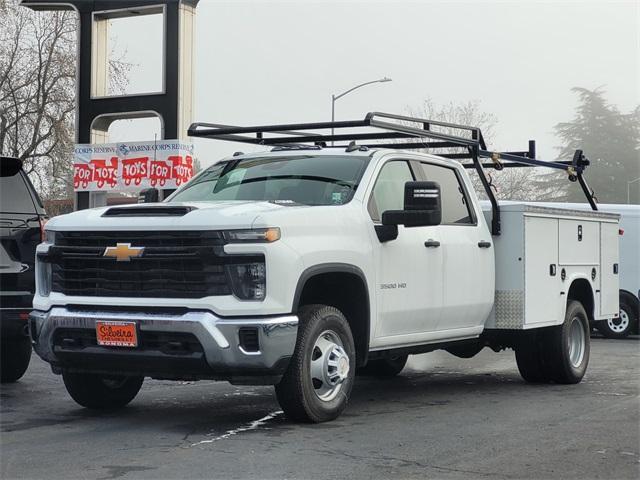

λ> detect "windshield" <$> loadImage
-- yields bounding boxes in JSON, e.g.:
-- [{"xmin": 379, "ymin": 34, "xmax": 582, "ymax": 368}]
[
  {"xmin": 168, "ymin": 155, "xmax": 369, "ymax": 206},
  {"xmin": 0, "ymin": 171, "xmax": 37, "ymax": 214}
]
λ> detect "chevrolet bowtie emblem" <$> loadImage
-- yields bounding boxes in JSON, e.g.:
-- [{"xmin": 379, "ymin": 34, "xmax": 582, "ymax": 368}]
[{"xmin": 103, "ymin": 243, "xmax": 145, "ymax": 262}]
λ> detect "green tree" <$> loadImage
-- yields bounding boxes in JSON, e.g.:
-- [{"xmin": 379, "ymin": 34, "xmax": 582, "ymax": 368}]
[{"xmin": 540, "ymin": 87, "xmax": 640, "ymax": 204}]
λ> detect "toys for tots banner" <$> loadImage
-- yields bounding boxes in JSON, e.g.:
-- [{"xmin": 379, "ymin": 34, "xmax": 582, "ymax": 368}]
[{"xmin": 73, "ymin": 140, "xmax": 195, "ymax": 192}]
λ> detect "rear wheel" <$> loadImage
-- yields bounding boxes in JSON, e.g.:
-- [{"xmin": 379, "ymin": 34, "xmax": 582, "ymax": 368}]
[
  {"xmin": 515, "ymin": 333, "xmax": 549, "ymax": 383},
  {"xmin": 597, "ymin": 295, "xmax": 637, "ymax": 339},
  {"xmin": 275, "ymin": 305, "xmax": 355, "ymax": 423},
  {"xmin": 516, "ymin": 300, "xmax": 590, "ymax": 384},
  {"xmin": 549, "ymin": 301, "xmax": 590, "ymax": 383},
  {"xmin": 357, "ymin": 355, "xmax": 408, "ymax": 377},
  {"xmin": 62, "ymin": 372, "xmax": 144, "ymax": 409},
  {"xmin": 0, "ymin": 337, "xmax": 31, "ymax": 383}
]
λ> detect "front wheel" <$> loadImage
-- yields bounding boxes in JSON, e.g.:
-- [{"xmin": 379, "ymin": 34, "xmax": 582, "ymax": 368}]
[
  {"xmin": 275, "ymin": 305, "xmax": 355, "ymax": 423},
  {"xmin": 62, "ymin": 372, "xmax": 144, "ymax": 409}
]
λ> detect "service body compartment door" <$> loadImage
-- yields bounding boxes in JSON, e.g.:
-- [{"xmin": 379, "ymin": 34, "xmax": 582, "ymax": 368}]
[
  {"xmin": 524, "ymin": 216, "xmax": 562, "ymax": 325},
  {"xmin": 599, "ymin": 222, "xmax": 619, "ymax": 317},
  {"xmin": 559, "ymin": 220, "xmax": 600, "ymax": 265}
]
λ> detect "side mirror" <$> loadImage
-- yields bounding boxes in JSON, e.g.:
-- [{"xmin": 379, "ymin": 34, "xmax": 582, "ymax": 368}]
[
  {"xmin": 138, "ymin": 187, "xmax": 159, "ymax": 203},
  {"xmin": 381, "ymin": 181, "xmax": 441, "ymax": 227},
  {"xmin": 0, "ymin": 157, "xmax": 23, "ymax": 177}
]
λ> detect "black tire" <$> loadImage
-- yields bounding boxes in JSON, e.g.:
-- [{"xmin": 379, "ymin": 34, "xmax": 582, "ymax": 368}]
[
  {"xmin": 275, "ymin": 304, "xmax": 356, "ymax": 423},
  {"xmin": 62, "ymin": 371, "xmax": 144, "ymax": 409},
  {"xmin": 0, "ymin": 337, "xmax": 32, "ymax": 383},
  {"xmin": 596, "ymin": 295, "xmax": 637, "ymax": 339},
  {"xmin": 546, "ymin": 300, "xmax": 591, "ymax": 384},
  {"xmin": 515, "ymin": 332, "xmax": 549, "ymax": 383},
  {"xmin": 515, "ymin": 328, "xmax": 552, "ymax": 383},
  {"xmin": 516, "ymin": 301, "xmax": 590, "ymax": 384},
  {"xmin": 357, "ymin": 355, "xmax": 408, "ymax": 377}
]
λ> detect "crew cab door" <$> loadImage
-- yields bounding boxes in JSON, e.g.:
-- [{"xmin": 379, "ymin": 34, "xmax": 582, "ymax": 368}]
[
  {"xmin": 367, "ymin": 159, "xmax": 444, "ymax": 339},
  {"xmin": 416, "ymin": 161, "xmax": 494, "ymax": 331}
]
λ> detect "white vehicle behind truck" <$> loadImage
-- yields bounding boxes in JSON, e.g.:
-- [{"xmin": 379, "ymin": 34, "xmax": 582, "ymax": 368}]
[{"xmin": 30, "ymin": 113, "xmax": 620, "ymax": 422}]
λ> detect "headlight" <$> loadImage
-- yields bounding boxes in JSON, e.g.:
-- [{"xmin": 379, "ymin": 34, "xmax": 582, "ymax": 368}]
[
  {"xmin": 224, "ymin": 228, "xmax": 280, "ymax": 243},
  {"xmin": 44, "ymin": 229, "xmax": 56, "ymax": 244},
  {"xmin": 227, "ymin": 263, "xmax": 266, "ymax": 301}
]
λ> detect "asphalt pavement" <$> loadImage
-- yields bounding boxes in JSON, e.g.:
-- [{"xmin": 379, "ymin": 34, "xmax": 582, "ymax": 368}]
[{"xmin": 1, "ymin": 336, "xmax": 639, "ymax": 480}]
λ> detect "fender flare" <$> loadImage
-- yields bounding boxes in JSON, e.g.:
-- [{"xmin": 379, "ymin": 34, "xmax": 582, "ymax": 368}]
[
  {"xmin": 292, "ymin": 263, "xmax": 369, "ymax": 312},
  {"xmin": 619, "ymin": 289, "xmax": 640, "ymax": 305},
  {"xmin": 619, "ymin": 290, "xmax": 640, "ymax": 327},
  {"xmin": 564, "ymin": 273, "xmax": 597, "ymax": 321},
  {"xmin": 292, "ymin": 263, "xmax": 371, "ymax": 364}
]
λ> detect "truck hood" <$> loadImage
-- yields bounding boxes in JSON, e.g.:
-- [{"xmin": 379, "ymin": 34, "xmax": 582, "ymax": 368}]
[{"xmin": 46, "ymin": 201, "xmax": 309, "ymax": 231}]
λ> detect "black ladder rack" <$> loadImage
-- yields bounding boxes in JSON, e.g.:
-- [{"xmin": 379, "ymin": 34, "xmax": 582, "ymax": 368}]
[{"xmin": 188, "ymin": 112, "xmax": 597, "ymax": 235}]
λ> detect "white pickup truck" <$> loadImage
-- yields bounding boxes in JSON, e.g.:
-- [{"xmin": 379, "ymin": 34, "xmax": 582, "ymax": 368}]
[{"xmin": 30, "ymin": 113, "xmax": 620, "ymax": 423}]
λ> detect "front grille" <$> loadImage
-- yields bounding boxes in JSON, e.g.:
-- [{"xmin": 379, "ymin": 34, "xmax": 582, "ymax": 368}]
[
  {"xmin": 55, "ymin": 230, "xmax": 220, "ymax": 248},
  {"xmin": 46, "ymin": 231, "xmax": 262, "ymax": 299}
]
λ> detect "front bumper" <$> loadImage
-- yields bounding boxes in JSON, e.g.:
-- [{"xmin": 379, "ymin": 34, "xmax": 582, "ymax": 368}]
[{"xmin": 30, "ymin": 307, "xmax": 298, "ymax": 384}]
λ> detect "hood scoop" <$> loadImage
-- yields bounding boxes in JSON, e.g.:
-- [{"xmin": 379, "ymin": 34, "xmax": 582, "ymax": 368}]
[{"xmin": 102, "ymin": 205, "xmax": 196, "ymax": 217}]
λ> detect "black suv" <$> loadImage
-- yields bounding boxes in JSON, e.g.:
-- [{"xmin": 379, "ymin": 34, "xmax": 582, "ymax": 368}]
[{"xmin": 0, "ymin": 157, "xmax": 46, "ymax": 382}]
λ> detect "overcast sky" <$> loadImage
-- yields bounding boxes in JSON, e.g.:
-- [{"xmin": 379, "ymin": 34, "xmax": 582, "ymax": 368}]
[{"xmin": 108, "ymin": 0, "xmax": 639, "ymax": 167}]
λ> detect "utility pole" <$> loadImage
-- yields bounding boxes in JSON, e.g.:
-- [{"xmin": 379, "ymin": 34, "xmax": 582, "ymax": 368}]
[{"xmin": 627, "ymin": 177, "xmax": 640, "ymax": 204}]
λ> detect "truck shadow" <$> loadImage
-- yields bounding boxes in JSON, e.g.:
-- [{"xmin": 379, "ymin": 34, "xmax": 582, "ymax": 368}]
[
  {"xmin": 0, "ymin": 364, "xmax": 586, "ymax": 441},
  {"xmin": 91, "ymin": 371, "xmax": 534, "ymax": 441}
]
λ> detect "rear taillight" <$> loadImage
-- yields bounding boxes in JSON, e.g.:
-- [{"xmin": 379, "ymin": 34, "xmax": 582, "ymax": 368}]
[
  {"xmin": 39, "ymin": 218, "xmax": 47, "ymax": 242},
  {"xmin": 619, "ymin": 228, "xmax": 624, "ymax": 236}
]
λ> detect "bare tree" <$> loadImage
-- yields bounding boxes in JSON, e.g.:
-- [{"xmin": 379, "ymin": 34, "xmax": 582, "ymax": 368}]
[
  {"xmin": 405, "ymin": 98, "xmax": 544, "ymax": 201},
  {"xmin": 0, "ymin": 0, "xmax": 76, "ymax": 199},
  {"xmin": 0, "ymin": 0, "xmax": 130, "ymax": 200}
]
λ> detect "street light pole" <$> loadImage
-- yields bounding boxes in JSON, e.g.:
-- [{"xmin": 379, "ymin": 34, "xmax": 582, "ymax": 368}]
[
  {"xmin": 331, "ymin": 77, "xmax": 392, "ymax": 143},
  {"xmin": 627, "ymin": 177, "xmax": 640, "ymax": 204}
]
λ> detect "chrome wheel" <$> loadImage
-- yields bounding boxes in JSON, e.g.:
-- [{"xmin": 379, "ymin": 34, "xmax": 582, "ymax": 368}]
[
  {"xmin": 608, "ymin": 309, "xmax": 630, "ymax": 333},
  {"xmin": 310, "ymin": 330, "xmax": 350, "ymax": 402},
  {"xmin": 568, "ymin": 316, "xmax": 586, "ymax": 368}
]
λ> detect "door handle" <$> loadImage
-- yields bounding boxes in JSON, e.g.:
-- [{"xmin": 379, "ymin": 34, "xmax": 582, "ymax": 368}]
[
  {"xmin": 478, "ymin": 241, "xmax": 492, "ymax": 248},
  {"xmin": 424, "ymin": 239, "xmax": 440, "ymax": 248}
]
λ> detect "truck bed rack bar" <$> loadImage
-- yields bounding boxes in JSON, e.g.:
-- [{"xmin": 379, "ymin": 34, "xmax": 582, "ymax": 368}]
[{"xmin": 188, "ymin": 112, "xmax": 597, "ymax": 235}]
